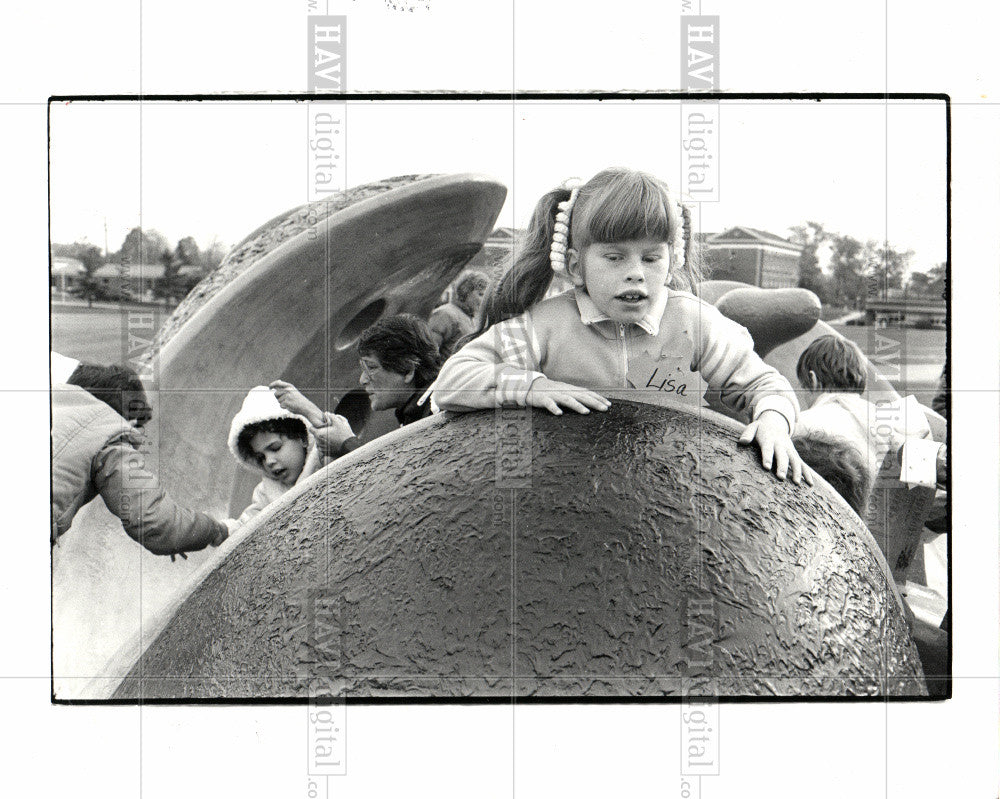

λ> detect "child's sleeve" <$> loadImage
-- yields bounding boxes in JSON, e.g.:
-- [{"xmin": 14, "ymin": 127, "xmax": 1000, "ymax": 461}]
[
  {"xmin": 233, "ymin": 480, "xmax": 274, "ymax": 527},
  {"xmin": 93, "ymin": 438, "xmax": 229, "ymax": 555},
  {"xmin": 694, "ymin": 304, "xmax": 800, "ymax": 432},
  {"xmin": 431, "ymin": 314, "xmax": 547, "ymax": 412}
]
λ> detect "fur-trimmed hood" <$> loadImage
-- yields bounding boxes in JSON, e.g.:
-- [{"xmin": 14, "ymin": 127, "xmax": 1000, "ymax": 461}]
[{"xmin": 227, "ymin": 386, "xmax": 312, "ymax": 470}]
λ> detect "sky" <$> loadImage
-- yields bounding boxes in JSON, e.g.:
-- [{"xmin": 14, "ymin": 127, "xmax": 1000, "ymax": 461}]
[{"xmin": 49, "ymin": 98, "xmax": 948, "ymax": 272}]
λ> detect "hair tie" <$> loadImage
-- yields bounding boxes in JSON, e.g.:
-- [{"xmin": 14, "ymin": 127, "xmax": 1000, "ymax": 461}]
[
  {"xmin": 550, "ymin": 179, "xmax": 581, "ymax": 277},
  {"xmin": 672, "ymin": 198, "xmax": 687, "ymax": 274}
]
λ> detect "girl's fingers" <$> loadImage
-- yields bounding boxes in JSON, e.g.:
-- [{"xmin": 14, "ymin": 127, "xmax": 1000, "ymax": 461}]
[
  {"xmin": 774, "ymin": 447, "xmax": 789, "ymax": 481},
  {"xmin": 759, "ymin": 438, "xmax": 774, "ymax": 471},
  {"xmin": 789, "ymin": 453, "xmax": 803, "ymax": 485},
  {"xmin": 559, "ymin": 396, "xmax": 591, "ymax": 415},
  {"xmin": 802, "ymin": 463, "xmax": 815, "ymax": 486},
  {"xmin": 583, "ymin": 392, "xmax": 611, "ymax": 410},
  {"xmin": 738, "ymin": 422, "xmax": 758, "ymax": 446}
]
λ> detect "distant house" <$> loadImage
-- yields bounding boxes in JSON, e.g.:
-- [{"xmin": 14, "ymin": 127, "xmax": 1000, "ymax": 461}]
[
  {"xmin": 51, "ymin": 257, "xmax": 86, "ymax": 295},
  {"xmin": 700, "ymin": 227, "xmax": 803, "ymax": 289},
  {"xmin": 93, "ymin": 262, "xmax": 204, "ymax": 298}
]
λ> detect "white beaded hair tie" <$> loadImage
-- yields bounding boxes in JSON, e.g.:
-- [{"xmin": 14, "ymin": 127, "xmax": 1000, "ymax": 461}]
[
  {"xmin": 671, "ymin": 198, "xmax": 687, "ymax": 274},
  {"xmin": 549, "ymin": 179, "xmax": 581, "ymax": 277}
]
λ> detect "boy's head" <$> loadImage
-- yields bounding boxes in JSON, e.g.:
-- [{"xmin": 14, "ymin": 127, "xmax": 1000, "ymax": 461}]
[
  {"xmin": 796, "ymin": 334, "xmax": 867, "ymax": 394},
  {"xmin": 357, "ymin": 314, "xmax": 441, "ymax": 410},
  {"xmin": 792, "ymin": 432, "xmax": 873, "ymax": 516},
  {"xmin": 228, "ymin": 386, "xmax": 309, "ymax": 487},
  {"xmin": 67, "ymin": 362, "xmax": 152, "ymax": 427},
  {"xmin": 453, "ymin": 271, "xmax": 489, "ymax": 317}
]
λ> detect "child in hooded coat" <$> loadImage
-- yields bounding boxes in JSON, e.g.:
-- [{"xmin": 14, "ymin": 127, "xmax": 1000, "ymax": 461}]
[{"xmin": 227, "ymin": 386, "xmax": 350, "ymax": 527}]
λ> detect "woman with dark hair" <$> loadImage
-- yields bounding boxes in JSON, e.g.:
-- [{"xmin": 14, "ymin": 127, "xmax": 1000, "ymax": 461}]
[
  {"xmin": 270, "ymin": 315, "xmax": 443, "ymax": 454},
  {"xmin": 357, "ymin": 314, "xmax": 442, "ymax": 426}
]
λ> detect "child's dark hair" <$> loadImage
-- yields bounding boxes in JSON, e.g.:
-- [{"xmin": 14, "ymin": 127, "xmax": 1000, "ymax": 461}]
[
  {"xmin": 236, "ymin": 418, "xmax": 308, "ymax": 464},
  {"xmin": 478, "ymin": 168, "xmax": 702, "ymax": 330},
  {"xmin": 792, "ymin": 433, "xmax": 873, "ymax": 516},
  {"xmin": 357, "ymin": 314, "xmax": 442, "ymax": 389},
  {"xmin": 796, "ymin": 334, "xmax": 867, "ymax": 393},
  {"xmin": 67, "ymin": 363, "xmax": 152, "ymax": 427}
]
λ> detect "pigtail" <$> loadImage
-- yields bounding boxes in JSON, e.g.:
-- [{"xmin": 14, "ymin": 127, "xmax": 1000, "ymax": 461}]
[
  {"xmin": 673, "ymin": 202, "xmax": 704, "ymax": 293},
  {"xmin": 476, "ymin": 187, "xmax": 571, "ymax": 332}
]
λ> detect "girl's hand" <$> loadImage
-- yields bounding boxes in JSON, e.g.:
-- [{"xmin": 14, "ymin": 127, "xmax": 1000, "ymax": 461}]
[
  {"xmin": 525, "ymin": 378, "xmax": 611, "ymax": 416},
  {"xmin": 269, "ymin": 380, "xmax": 325, "ymax": 427},
  {"xmin": 738, "ymin": 410, "xmax": 815, "ymax": 486}
]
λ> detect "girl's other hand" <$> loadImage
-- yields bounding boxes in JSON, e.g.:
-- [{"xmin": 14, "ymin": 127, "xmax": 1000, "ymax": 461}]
[
  {"xmin": 525, "ymin": 378, "xmax": 611, "ymax": 416},
  {"xmin": 738, "ymin": 410, "xmax": 815, "ymax": 486},
  {"xmin": 310, "ymin": 414, "xmax": 356, "ymax": 457}
]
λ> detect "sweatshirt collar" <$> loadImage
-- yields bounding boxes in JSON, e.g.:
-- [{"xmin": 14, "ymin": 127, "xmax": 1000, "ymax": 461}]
[{"xmin": 573, "ymin": 287, "xmax": 669, "ymax": 336}]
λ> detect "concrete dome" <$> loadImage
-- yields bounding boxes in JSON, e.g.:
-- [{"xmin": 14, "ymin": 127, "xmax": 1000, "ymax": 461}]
[{"xmin": 112, "ymin": 394, "xmax": 926, "ymax": 699}]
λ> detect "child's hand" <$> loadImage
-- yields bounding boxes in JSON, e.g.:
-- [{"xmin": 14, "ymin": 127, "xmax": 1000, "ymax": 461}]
[
  {"xmin": 525, "ymin": 378, "xmax": 610, "ymax": 416},
  {"xmin": 270, "ymin": 380, "xmax": 325, "ymax": 427},
  {"xmin": 311, "ymin": 413, "xmax": 356, "ymax": 457},
  {"xmin": 738, "ymin": 410, "xmax": 815, "ymax": 486}
]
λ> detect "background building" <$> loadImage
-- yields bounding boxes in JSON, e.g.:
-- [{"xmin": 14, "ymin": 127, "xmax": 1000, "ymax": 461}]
[{"xmin": 700, "ymin": 227, "xmax": 803, "ymax": 288}]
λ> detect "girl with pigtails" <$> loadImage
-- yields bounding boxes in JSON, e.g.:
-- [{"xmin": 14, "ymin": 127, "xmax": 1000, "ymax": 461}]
[{"xmin": 430, "ymin": 168, "xmax": 814, "ymax": 484}]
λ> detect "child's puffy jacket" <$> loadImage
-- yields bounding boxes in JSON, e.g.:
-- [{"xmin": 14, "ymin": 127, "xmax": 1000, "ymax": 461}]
[{"xmin": 51, "ymin": 384, "xmax": 227, "ymax": 555}]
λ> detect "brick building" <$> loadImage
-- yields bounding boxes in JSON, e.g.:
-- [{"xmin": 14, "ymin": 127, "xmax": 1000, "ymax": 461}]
[{"xmin": 700, "ymin": 227, "xmax": 802, "ymax": 288}]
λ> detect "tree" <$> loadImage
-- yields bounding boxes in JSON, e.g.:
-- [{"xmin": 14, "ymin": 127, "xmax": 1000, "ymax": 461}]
[
  {"xmin": 788, "ymin": 221, "xmax": 830, "ymax": 304},
  {"xmin": 174, "ymin": 236, "xmax": 201, "ymax": 267},
  {"xmin": 200, "ymin": 239, "xmax": 228, "ymax": 273},
  {"xmin": 828, "ymin": 234, "xmax": 867, "ymax": 309},
  {"xmin": 154, "ymin": 247, "xmax": 185, "ymax": 304},
  {"xmin": 926, "ymin": 262, "xmax": 946, "ymax": 299},
  {"xmin": 870, "ymin": 242, "xmax": 913, "ymax": 291},
  {"xmin": 115, "ymin": 227, "xmax": 169, "ymax": 265},
  {"xmin": 906, "ymin": 270, "xmax": 933, "ymax": 295}
]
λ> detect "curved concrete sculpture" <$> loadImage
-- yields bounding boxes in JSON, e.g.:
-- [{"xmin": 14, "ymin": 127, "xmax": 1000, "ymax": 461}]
[
  {"xmin": 714, "ymin": 286, "xmax": 821, "ymax": 358},
  {"xmin": 112, "ymin": 394, "xmax": 926, "ymax": 700},
  {"xmin": 146, "ymin": 174, "xmax": 507, "ymax": 518}
]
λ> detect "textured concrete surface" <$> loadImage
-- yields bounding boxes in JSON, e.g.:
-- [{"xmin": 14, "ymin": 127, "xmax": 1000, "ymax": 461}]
[{"xmin": 114, "ymin": 394, "xmax": 926, "ymax": 700}]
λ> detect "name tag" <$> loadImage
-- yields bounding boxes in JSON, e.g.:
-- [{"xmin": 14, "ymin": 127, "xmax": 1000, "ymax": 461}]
[{"xmin": 627, "ymin": 338, "xmax": 707, "ymax": 409}]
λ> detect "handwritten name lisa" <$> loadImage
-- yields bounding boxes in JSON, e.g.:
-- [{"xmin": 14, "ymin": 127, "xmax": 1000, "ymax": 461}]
[{"xmin": 645, "ymin": 368, "xmax": 688, "ymax": 396}]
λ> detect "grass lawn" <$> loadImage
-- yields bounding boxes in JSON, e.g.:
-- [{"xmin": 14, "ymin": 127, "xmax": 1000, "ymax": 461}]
[{"xmin": 51, "ymin": 304, "xmax": 171, "ymax": 365}]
